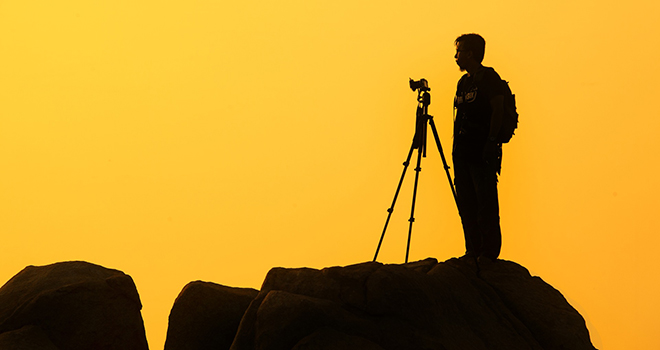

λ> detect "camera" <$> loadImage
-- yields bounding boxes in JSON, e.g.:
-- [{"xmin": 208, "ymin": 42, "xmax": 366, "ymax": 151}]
[{"xmin": 409, "ymin": 78, "xmax": 430, "ymax": 92}]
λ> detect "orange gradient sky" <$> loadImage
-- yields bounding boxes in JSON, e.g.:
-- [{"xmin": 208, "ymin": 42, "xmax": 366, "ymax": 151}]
[{"xmin": 1, "ymin": 1, "xmax": 659, "ymax": 349}]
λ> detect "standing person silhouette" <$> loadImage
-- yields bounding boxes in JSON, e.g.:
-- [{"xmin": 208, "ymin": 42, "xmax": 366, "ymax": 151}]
[{"xmin": 453, "ymin": 33, "xmax": 505, "ymax": 264}]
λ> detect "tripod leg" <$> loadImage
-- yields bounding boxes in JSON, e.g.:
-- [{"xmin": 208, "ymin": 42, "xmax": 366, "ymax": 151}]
[
  {"xmin": 373, "ymin": 143, "xmax": 416, "ymax": 262},
  {"xmin": 428, "ymin": 117, "xmax": 458, "ymax": 208},
  {"xmin": 405, "ymin": 146, "xmax": 424, "ymax": 263}
]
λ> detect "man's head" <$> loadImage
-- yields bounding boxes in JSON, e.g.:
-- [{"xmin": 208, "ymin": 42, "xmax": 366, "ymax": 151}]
[{"xmin": 454, "ymin": 33, "xmax": 486, "ymax": 71}]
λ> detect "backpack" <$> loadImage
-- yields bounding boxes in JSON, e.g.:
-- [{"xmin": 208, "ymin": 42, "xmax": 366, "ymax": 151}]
[
  {"xmin": 455, "ymin": 69, "xmax": 519, "ymax": 143},
  {"xmin": 498, "ymin": 79, "xmax": 518, "ymax": 143}
]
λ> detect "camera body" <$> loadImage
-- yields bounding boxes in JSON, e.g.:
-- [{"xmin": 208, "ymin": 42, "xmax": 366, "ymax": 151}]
[{"xmin": 409, "ymin": 78, "xmax": 430, "ymax": 92}]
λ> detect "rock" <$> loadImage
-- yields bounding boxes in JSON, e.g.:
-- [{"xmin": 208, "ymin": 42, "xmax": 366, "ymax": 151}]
[
  {"xmin": 0, "ymin": 325, "xmax": 59, "ymax": 350},
  {"xmin": 0, "ymin": 261, "xmax": 148, "ymax": 350},
  {"xmin": 454, "ymin": 258, "xmax": 597, "ymax": 350},
  {"xmin": 227, "ymin": 257, "xmax": 597, "ymax": 350},
  {"xmin": 291, "ymin": 327, "xmax": 385, "ymax": 350},
  {"xmin": 165, "ymin": 281, "xmax": 258, "ymax": 350}
]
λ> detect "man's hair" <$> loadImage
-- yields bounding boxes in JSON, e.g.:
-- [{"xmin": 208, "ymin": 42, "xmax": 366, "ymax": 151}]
[{"xmin": 455, "ymin": 33, "xmax": 486, "ymax": 63}]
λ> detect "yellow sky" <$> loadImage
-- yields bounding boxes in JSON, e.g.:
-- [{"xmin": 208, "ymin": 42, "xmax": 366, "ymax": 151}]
[{"xmin": 1, "ymin": 1, "xmax": 659, "ymax": 349}]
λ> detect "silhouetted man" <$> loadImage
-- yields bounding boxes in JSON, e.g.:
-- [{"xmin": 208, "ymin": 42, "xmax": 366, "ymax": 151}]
[{"xmin": 453, "ymin": 33, "xmax": 504, "ymax": 263}]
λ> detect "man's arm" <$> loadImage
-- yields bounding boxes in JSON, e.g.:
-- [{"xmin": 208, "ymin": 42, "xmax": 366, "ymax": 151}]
[
  {"xmin": 483, "ymin": 94, "xmax": 504, "ymax": 167},
  {"xmin": 488, "ymin": 95, "xmax": 504, "ymax": 141}
]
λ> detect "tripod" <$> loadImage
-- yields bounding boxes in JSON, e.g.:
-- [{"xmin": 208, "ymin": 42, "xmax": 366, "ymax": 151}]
[{"xmin": 373, "ymin": 79, "xmax": 458, "ymax": 263}]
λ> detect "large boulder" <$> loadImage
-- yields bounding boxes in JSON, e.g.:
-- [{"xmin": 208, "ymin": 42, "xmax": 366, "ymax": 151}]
[
  {"xmin": 0, "ymin": 261, "xmax": 148, "ymax": 350},
  {"xmin": 0, "ymin": 325, "xmax": 59, "ymax": 350},
  {"xmin": 165, "ymin": 281, "xmax": 258, "ymax": 350},
  {"xmin": 440, "ymin": 258, "xmax": 596, "ymax": 350},
  {"xmin": 227, "ymin": 257, "xmax": 597, "ymax": 350}
]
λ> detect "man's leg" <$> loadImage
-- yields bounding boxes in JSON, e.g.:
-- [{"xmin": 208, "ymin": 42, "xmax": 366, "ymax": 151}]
[
  {"xmin": 471, "ymin": 162, "xmax": 502, "ymax": 260},
  {"xmin": 454, "ymin": 158, "xmax": 482, "ymax": 257}
]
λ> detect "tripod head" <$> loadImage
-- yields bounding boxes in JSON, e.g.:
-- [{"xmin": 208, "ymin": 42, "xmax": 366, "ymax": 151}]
[
  {"xmin": 409, "ymin": 78, "xmax": 431, "ymax": 107},
  {"xmin": 411, "ymin": 78, "xmax": 432, "ymax": 155},
  {"xmin": 409, "ymin": 78, "xmax": 430, "ymax": 92}
]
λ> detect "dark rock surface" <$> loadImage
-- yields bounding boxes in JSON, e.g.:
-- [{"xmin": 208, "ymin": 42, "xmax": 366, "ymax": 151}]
[
  {"xmin": 0, "ymin": 325, "xmax": 59, "ymax": 350},
  {"xmin": 226, "ymin": 257, "xmax": 597, "ymax": 350},
  {"xmin": 0, "ymin": 261, "xmax": 148, "ymax": 350},
  {"xmin": 165, "ymin": 281, "xmax": 258, "ymax": 350}
]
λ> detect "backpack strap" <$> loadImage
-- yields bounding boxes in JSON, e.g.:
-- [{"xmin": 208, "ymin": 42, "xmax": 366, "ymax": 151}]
[{"xmin": 454, "ymin": 73, "xmax": 469, "ymax": 108}]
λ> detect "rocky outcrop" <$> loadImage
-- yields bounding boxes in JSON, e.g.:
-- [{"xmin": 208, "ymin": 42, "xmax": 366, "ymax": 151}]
[
  {"xmin": 222, "ymin": 257, "xmax": 596, "ymax": 350},
  {"xmin": 0, "ymin": 261, "xmax": 149, "ymax": 350},
  {"xmin": 0, "ymin": 258, "xmax": 596, "ymax": 349},
  {"xmin": 165, "ymin": 281, "xmax": 258, "ymax": 350}
]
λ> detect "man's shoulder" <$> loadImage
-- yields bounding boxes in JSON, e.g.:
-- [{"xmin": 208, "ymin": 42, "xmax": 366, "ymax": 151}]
[
  {"xmin": 476, "ymin": 66, "xmax": 501, "ymax": 81},
  {"xmin": 477, "ymin": 66, "xmax": 506, "ymax": 98}
]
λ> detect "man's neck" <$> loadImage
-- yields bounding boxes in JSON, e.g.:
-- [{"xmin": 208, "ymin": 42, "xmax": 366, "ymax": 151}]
[{"xmin": 466, "ymin": 63, "xmax": 484, "ymax": 77}]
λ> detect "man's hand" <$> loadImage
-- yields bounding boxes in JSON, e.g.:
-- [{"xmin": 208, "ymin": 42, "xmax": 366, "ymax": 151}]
[{"xmin": 482, "ymin": 140, "xmax": 500, "ymax": 166}]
